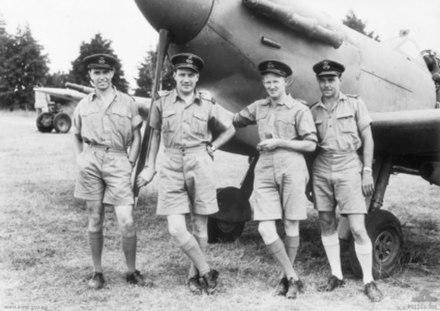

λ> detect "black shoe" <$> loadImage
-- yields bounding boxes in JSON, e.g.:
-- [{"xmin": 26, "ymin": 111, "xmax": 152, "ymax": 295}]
[
  {"xmin": 126, "ymin": 270, "xmax": 153, "ymax": 287},
  {"xmin": 274, "ymin": 277, "xmax": 288, "ymax": 296},
  {"xmin": 188, "ymin": 275, "xmax": 203, "ymax": 295},
  {"xmin": 319, "ymin": 275, "xmax": 345, "ymax": 292},
  {"xmin": 200, "ymin": 269, "xmax": 219, "ymax": 295},
  {"xmin": 286, "ymin": 278, "xmax": 303, "ymax": 299},
  {"xmin": 364, "ymin": 281, "xmax": 383, "ymax": 302},
  {"xmin": 88, "ymin": 272, "xmax": 105, "ymax": 290}
]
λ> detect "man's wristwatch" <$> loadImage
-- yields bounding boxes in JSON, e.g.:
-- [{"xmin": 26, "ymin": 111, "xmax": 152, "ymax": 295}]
[{"xmin": 363, "ymin": 166, "xmax": 372, "ymax": 173}]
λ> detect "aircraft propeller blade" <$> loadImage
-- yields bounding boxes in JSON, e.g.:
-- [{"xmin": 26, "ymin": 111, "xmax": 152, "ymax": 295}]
[{"xmin": 133, "ymin": 28, "xmax": 171, "ymax": 198}]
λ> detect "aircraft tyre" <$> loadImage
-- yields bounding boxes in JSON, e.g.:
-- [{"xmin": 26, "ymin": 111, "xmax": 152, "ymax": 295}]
[
  {"xmin": 349, "ymin": 209, "xmax": 403, "ymax": 279},
  {"xmin": 208, "ymin": 187, "xmax": 247, "ymax": 243},
  {"xmin": 53, "ymin": 112, "xmax": 72, "ymax": 133},
  {"xmin": 36, "ymin": 112, "xmax": 54, "ymax": 133}
]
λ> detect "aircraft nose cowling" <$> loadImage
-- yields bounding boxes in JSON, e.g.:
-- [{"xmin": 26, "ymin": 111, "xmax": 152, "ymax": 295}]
[{"xmin": 134, "ymin": 0, "xmax": 214, "ymax": 44}]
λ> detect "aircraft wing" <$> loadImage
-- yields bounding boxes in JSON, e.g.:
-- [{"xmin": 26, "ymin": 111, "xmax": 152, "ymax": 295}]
[
  {"xmin": 34, "ymin": 87, "xmax": 86, "ymax": 102},
  {"xmin": 34, "ymin": 85, "xmax": 151, "ymax": 120}
]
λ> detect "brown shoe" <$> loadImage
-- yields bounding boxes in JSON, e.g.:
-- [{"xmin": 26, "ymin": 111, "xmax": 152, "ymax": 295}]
[
  {"xmin": 188, "ymin": 275, "xmax": 203, "ymax": 295},
  {"xmin": 319, "ymin": 275, "xmax": 345, "ymax": 292},
  {"xmin": 286, "ymin": 278, "xmax": 304, "ymax": 299},
  {"xmin": 364, "ymin": 282, "xmax": 383, "ymax": 302},
  {"xmin": 274, "ymin": 277, "xmax": 288, "ymax": 296},
  {"xmin": 200, "ymin": 269, "xmax": 219, "ymax": 295},
  {"xmin": 126, "ymin": 270, "xmax": 153, "ymax": 287},
  {"xmin": 88, "ymin": 272, "xmax": 105, "ymax": 290}
]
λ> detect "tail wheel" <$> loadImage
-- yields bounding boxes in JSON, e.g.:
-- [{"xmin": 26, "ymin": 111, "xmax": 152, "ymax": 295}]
[
  {"xmin": 208, "ymin": 187, "xmax": 247, "ymax": 243},
  {"xmin": 53, "ymin": 112, "xmax": 72, "ymax": 133},
  {"xmin": 349, "ymin": 209, "xmax": 403, "ymax": 279},
  {"xmin": 36, "ymin": 112, "xmax": 54, "ymax": 133},
  {"xmin": 208, "ymin": 218, "xmax": 245, "ymax": 243}
]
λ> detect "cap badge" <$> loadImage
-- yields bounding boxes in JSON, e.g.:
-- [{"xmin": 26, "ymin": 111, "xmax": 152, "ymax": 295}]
[
  {"xmin": 98, "ymin": 57, "xmax": 106, "ymax": 64},
  {"xmin": 186, "ymin": 56, "xmax": 193, "ymax": 64},
  {"xmin": 267, "ymin": 62, "xmax": 274, "ymax": 69},
  {"xmin": 322, "ymin": 61, "xmax": 330, "ymax": 70}
]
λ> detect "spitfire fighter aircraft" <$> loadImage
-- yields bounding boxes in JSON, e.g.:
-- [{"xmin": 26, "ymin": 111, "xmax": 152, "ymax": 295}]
[{"xmin": 133, "ymin": 0, "xmax": 440, "ymax": 278}]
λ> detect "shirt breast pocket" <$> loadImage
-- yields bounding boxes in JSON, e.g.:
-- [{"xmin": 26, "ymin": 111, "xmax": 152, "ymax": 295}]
[
  {"xmin": 162, "ymin": 110, "xmax": 177, "ymax": 133},
  {"xmin": 336, "ymin": 112, "xmax": 356, "ymax": 133},
  {"xmin": 80, "ymin": 107, "xmax": 100, "ymax": 137},
  {"xmin": 256, "ymin": 109, "xmax": 269, "ymax": 139},
  {"xmin": 111, "ymin": 106, "xmax": 132, "ymax": 128},
  {"xmin": 275, "ymin": 115, "xmax": 296, "ymax": 139},
  {"xmin": 192, "ymin": 111, "xmax": 209, "ymax": 137}
]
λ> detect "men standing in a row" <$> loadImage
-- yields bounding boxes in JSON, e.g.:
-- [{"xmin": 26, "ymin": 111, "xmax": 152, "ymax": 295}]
[
  {"xmin": 233, "ymin": 60, "xmax": 317, "ymax": 299},
  {"xmin": 73, "ymin": 54, "xmax": 149, "ymax": 289},
  {"xmin": 137, "ymin": 53, "xmax": 236, "ymax": 295},
  {"xmin": 310, "ymin": 60, "xmax": 383, "ymax": 302}
]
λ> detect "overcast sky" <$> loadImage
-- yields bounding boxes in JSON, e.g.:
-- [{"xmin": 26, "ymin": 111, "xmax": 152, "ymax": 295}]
[{"xmin": 1, "ymin": 0, "xmax": 439, "ymax": 91}]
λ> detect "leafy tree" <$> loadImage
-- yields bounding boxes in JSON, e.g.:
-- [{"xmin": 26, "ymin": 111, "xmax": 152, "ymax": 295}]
[
  {"xmin": 134, "ymin": 49, "xmax": 174, "ymax": 97},
  {"xmin": 68, "ymin": 33, "xmax": 128, "ymax": 92},
  {"xmin": 0, "ymin": 25, "xmax": 49, "ymax": 110},
  {"xmin": 343, "ymin": 10, "xmax": 380, "ymax": 42},
  {"xmin": 46, "ymin": 71, "xmax": 69, "ymax": 88}
]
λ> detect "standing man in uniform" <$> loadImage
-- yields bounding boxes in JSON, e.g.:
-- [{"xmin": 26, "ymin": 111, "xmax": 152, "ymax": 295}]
[
  {"xmin": 233, "ymin": 61, "xmax": 317, "ymax": 299},
  {"xmin": 73, "ymin": 53, "xmax": 149, "ymax": 289},
  {"xmin": 137, "ymin": 53, "xmax": 235, "ymax": 295},
  {"xmin": 310, "ymin": 60, "xmax": 383, "ymax": 302}
]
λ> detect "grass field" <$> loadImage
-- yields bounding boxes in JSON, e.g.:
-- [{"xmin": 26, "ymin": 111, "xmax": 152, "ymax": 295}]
[{"xmin": 1, "ymin": 112, "xmax": 439, "ymax": 311}]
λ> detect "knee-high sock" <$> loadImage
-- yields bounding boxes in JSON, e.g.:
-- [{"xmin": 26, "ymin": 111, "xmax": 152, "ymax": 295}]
[
  {"xmin": 267, "ymin": 238, "xmax": 298, "ymax": 280},
  {"xmin": 355, "ymin": 240, "xmax": 374, "ymax": 284},
  {"xmin": 180, "ymin": 235, "xmax": 210, "ymax": 276},
  {"xmin": 89, "ymin": 231, "xmax": 103, "ymax": 273},
  {"xmin": 321, "ymin": 233, "xmax": 343, "ymax": 279},
  {"xmin": 188, "ymin": 235, "xmax": 208, "ymax": 278},
  {"xmin": 285, "ymin": 235, "xmax": 300, "ymax": 265},
  {"xmin": 122, "ymin": 234, "xmax": 137, "ymax": 273}
]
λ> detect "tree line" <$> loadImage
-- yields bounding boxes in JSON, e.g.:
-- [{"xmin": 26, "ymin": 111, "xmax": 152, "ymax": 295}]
[{"xmin": 0, "ymin": 11, "xmax": 377, "ymax": 110}]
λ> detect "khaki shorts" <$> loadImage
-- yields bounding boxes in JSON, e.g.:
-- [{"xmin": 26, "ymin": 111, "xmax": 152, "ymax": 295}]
[
  {"xmin": 312, "ymin": 153, "xmax": 367, "ymax": 214},
  {"xmin": 157, "ymin": 148, "xmax": 218, "ymax": 216},
  {"xmin": 250, "ymin": 150, "xmax": 309, "ymax": 221},
  {"xmin": 74, "ymin": 146, "xmax": 134, "ymax": 205}
]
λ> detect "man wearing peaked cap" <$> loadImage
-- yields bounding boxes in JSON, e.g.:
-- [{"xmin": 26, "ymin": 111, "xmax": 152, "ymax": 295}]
[
  {"xmin": 258, "ymin": 60, "xmax": 293, "ymax": 77},
  {"xmin": 83, "ymin": 53, "xmax": 117, "ymax": 70},
  {"xmin": 137, "ymin": 52, "xmax": 235, "ymax": 295},
  {"xmin": 312, "ymin": 59, "xmax": 345, "ymax": 77},
  {"xmin": 171, "ymin": 53, "xmax": 204, "ymax": 73},
  {"xmin": 72, "ymin": 53, "xmax": 151, "ymax": 289},
  {"xmin": 310, "ymin": 60, "xmax": 383, "ymax": 302},
  {"xmin": 233, "ymin": 60, "xmax": 317, "ymax": 299}
]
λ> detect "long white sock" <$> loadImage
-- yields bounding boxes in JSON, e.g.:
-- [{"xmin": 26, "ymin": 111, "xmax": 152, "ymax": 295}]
[
  {"xmin": 321, "ymin": 233, "xmax": 343, "ymax": 279},
  {"xmin": 355, "ymin": 240, "xmax": 374, "ymax": 284}
]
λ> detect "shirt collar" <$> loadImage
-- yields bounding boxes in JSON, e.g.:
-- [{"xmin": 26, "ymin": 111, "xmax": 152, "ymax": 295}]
[
  {"xmin": 90, "ymin": 86, "xmax": 118, "ymax": 101},
  {"xmin": 316, "ymin": 92, "xmax": 346, "ymax": 110},
  {"xmin": 172, "ymin": 89, "xmax": 201, "ymax": 105},
  {"xmin": 261, "ymin": 94, "xmax": 295, "ymax": 109}
]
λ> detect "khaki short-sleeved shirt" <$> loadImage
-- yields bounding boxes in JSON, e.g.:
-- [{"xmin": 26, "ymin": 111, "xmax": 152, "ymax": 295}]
[
  {"xmin": 233, "ymin": 95, "xmax": 317, "ymax": 143},
  {"xmin": 310, "ymin": 92, "xmax": 372, "ymax": 152},
  {"xmin": 149, "ymin": 89, "xmax": 233, "ymax": 149},
  {"xmin": 73, "ymin": 88, "xmax": 142, "ymax": 149}
]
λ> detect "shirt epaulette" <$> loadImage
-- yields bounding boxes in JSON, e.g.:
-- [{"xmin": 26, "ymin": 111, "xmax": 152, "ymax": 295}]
[
  {"xmin": 310, "ymin": 101, "xmax": 320, "ymax": 108},
  {"xmin": 158, "ymin": 90, "xmax": 171, "ymax": 98},
  {"xmin": 199, "ymin": 90, "xmax": 216, "ymax": 104},
  {"xmin": 296, "ymin": 98, "xmax": 308, "ymax": 106},
  {"xmin": 346, "ymin": 94, "xmax": 359, "ymax": 99}
]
